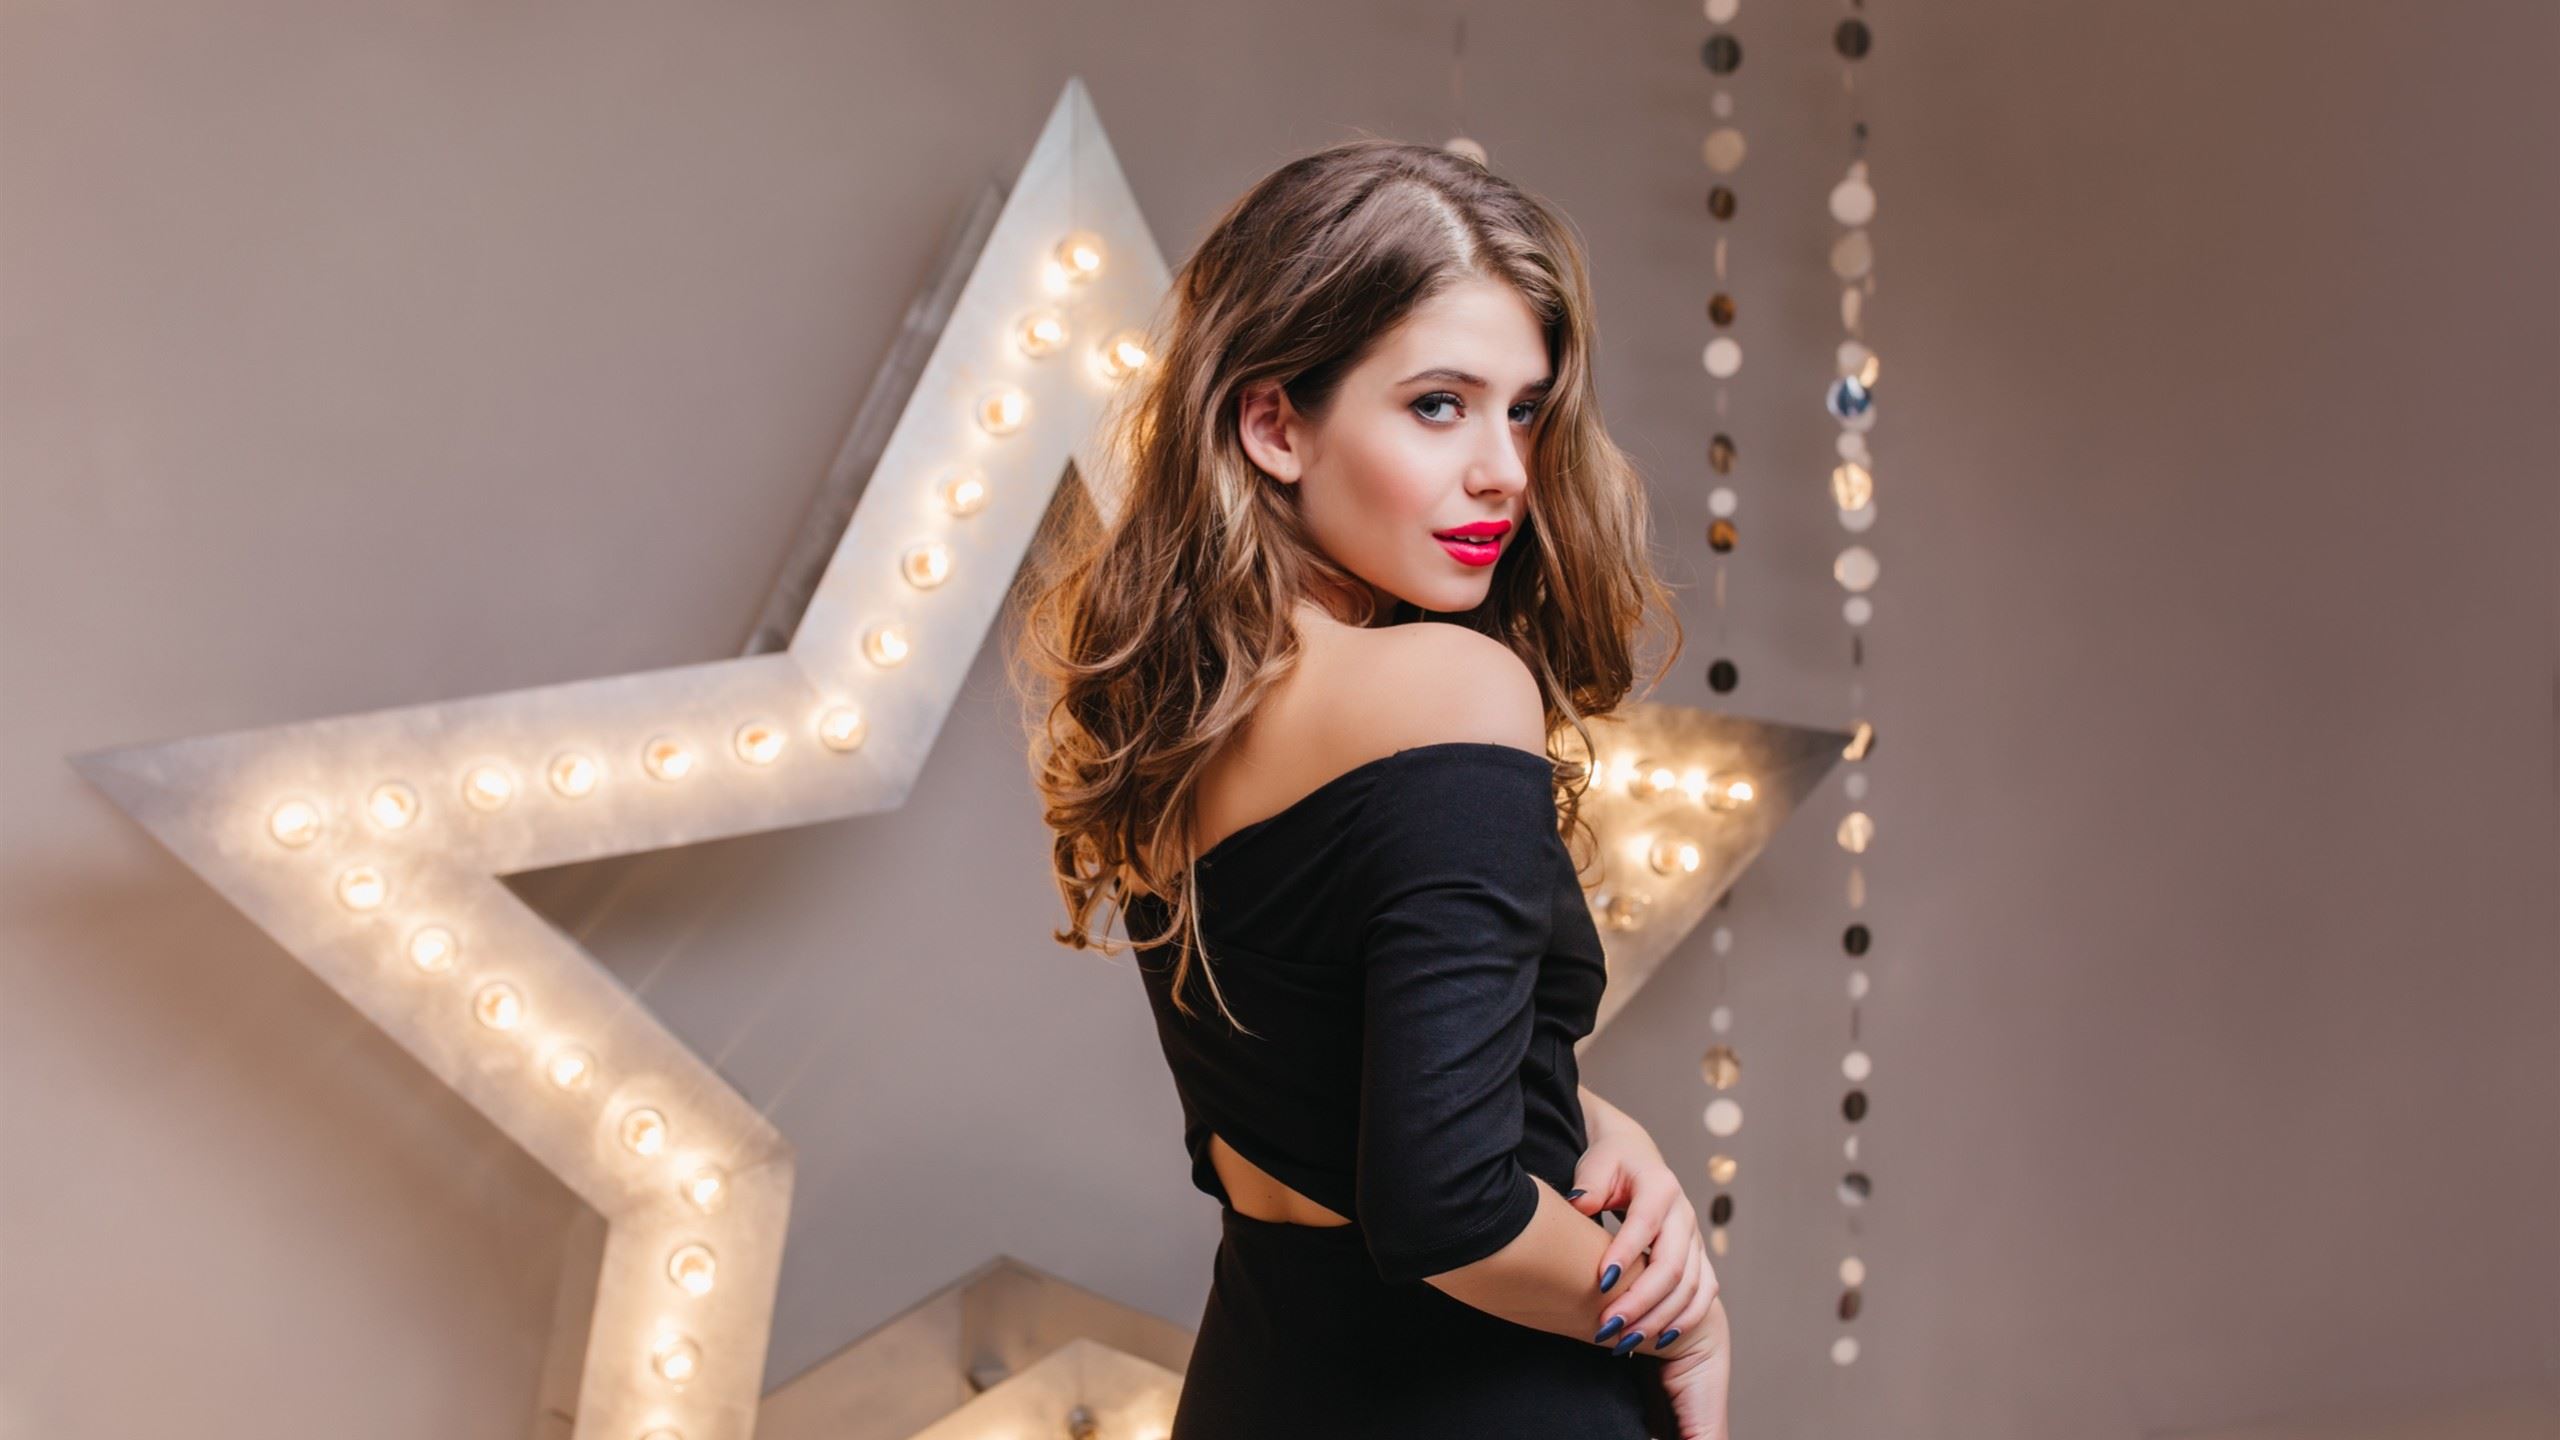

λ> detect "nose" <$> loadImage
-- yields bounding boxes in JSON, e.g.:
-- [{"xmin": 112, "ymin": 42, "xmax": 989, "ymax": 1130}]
[{"xmin": 1468, "ymin": 411, "xmax": 1530, "ymax": 499}]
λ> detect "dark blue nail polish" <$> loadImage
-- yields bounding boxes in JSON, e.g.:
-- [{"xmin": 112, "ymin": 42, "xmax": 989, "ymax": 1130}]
[
  {"xmin": 1594, "ymin": 1315, "xmax": 1625, "ymax": 1343},
  {"xmin": 1599, "ymin": 1263, "xmax": 1621, "ymax": 1292},
  {"xmin": 1613, "ymin": 1330, "xmax": 1645, "ymax": 1357},
  {"xmin": 1657, "ymin": 1328, "xmax": 1680, "ymax": 1348},
  {"xmin": 1565, "ymin": 1188, "xmax": 1585, "ymax": 1199}
]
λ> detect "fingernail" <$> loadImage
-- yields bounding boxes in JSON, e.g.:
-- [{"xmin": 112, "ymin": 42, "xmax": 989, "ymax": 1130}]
[
  {"xmin": 1613, "ymin": 1330, "xmax": 1645, "ymax": 1357},
  {"xmin": 1657, "ymin": 1328, "xmax": 1680, "ymax": 1349},
  {"xmin": 1594, "ymin": 1314, "xmax": 1625, "ymax": 1343},
  {"xmin": 1565, "ymin": 1188, "xmax": 1586, "ymax": 1199},
  {"xmin": 1599, "ymin": 1263, "xmax": 1621, "ymax": 1292}
]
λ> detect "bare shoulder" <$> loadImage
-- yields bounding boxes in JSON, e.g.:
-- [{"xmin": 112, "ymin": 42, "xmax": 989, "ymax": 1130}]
[
  {"xmin": 1191, "ymin": 620, "xmax": 1546, "ymax": 852},
  {"xmin": 1329, "ymin": 621, "xmax": 1546, "ymax": 759}
]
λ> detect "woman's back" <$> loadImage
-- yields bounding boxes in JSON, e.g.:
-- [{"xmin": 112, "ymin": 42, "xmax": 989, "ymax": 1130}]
[
  {"xmin": 1175, "ymin": 615, "xmax": 1567, "ymax": 1228},
  {"xmin": 1127, "ymin": 613, "xmax": 1658, "ymax": 1435}
]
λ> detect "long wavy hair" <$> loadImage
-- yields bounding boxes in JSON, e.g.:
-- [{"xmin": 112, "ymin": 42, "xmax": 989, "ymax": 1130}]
[{"xmin": 1006, "ymin": 137, "xmax": 1680, "ymax": 1031}]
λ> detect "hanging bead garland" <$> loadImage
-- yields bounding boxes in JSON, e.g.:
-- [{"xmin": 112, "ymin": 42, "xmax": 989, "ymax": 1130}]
[
  {"xmin": 1826, "ymin": 0, "xmax": 1881, "ymax": 1373},
  {"xmin": 1693, "ymin": 0, "xmax": 1750, "ymax": 1272}
]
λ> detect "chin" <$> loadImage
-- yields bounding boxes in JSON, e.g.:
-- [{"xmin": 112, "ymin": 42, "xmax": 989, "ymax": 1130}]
[{"xmin": 1405, "ymin": 579, "xmax": 1491, "ymax": 614}]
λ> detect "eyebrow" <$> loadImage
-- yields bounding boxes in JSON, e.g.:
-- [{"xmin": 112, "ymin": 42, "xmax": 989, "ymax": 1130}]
[{"xmin": 1395, "ymin": 366, "xmax": 1555, "ymax": 397}]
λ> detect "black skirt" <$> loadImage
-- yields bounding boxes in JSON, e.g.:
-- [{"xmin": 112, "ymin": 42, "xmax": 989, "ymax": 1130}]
[{"xmin": 1170, "ymin": 1205, "xmax": 1671, "ymax": 1438}]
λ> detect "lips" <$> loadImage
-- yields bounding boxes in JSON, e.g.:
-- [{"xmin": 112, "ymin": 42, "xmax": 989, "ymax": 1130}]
[{"xmin": 1433, "ymin": 520, "xmax": 1511, "ymax": 568}]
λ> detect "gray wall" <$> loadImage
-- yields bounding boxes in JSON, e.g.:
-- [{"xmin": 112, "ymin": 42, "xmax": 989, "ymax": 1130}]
[{"xmin": 3, "ymin": 2, "xmax": 2551, "ymax": 1437}]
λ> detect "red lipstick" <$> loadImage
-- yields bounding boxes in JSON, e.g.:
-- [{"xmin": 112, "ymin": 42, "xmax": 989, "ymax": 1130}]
[{"xmin": 1432, "ymin": 519, "xmax": 1512, "ymax": 567}]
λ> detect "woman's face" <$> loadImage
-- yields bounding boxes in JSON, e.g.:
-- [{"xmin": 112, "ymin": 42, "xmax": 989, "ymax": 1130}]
[{"xmin": 1237, "ymin": 273, "xmax": 1550, "ymax": 626}]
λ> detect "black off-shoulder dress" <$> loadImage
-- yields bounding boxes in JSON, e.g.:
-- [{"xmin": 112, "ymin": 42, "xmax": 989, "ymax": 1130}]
[{"xmin": 1126, "ymin": 741, "xmax": 1667, "ymax": 1437}]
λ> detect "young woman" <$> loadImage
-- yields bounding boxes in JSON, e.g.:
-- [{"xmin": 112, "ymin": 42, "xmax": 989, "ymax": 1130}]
[{"xmin": 1012, "ymin": 139, "xmax": 1733, "ymax": 1437}]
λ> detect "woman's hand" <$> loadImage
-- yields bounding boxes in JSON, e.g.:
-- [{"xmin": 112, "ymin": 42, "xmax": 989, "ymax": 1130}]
[
  {"xmin": 1568, "ymin": 1101, "xmax": 1720, "ymax": 1361},
  {"xmin": 1654, "ymin": 1295, "xmax": 1733, "ymax": 1438}
]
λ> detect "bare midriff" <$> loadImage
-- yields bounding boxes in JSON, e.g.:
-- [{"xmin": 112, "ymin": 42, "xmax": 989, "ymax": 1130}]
[{"xmin": 1208, "ymin": 1132, "xmax": 1353, "ymax": 1227}]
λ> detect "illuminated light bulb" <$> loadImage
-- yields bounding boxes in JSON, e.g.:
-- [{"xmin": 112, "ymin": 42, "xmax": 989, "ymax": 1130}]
[
  {"xmin": 1647, "ymin": 836, "xmax": 1703, "ymax": 876},
  {"xmin": 472, "ymin": 981, "xmax": 523, "ymax": 1031},
  {"xmin": 863, "ymin": 624, "xmax": 910, "ymax": 668},
  {"xmin": 268, "ymin": 799, "xmax": 322, "ymax": 848},
  {"xmin": 733, "ymin": 720, "xmax": 785, "ymax": 766},
  {"xmin": 666, "ymin": 1243, "xmax": 718, "ymax": 1297},
  {"xmin": 545, "ymin": 1046, "xmax": 594, "ymax": 1091},
  {"xmin": 461, "ymin": 764, "xmax": 515, "ymax": 812},
  {"xmin": 1016, "ymin": 310, "xmax": 1068, "ymax": 358},
  {"xmin": 1597, "ymin": 891, "xmax": 1648, "ymax": 933},
  {"xmin": 977, "ymin": 387, "xmax": 1029, "ymax": 435},
  {"xmin": 938, "ymin": 469, "xmax": 989, "ymax": 517},
  {"xmin": 1625, "ymin": 760, "xmax": 1677, "ymax": 800},
  {"xmin": 642, "ymin": 736, "xmax": 696, "ymax": 782},
  {"xmin": 680, "ymin": 1163, "xmax": 728, "ymax": 1213},
  {"xmin": 406, "ymin": 925, "xmax": 458, "ymax": 975},
  {"xmin": 1054, "ymin": 231, "xmax": 1105, "ymax": 283},
  {"xmin": 337, "ymin": 865, "xmax": 388, "ymax": 911},
  {"xmin": 368, "ymin": 781, "xmax": 420, "ymax": 830},
  {"xmin": 1831, "ymin": 461, "xmax": 1874, "ymax": 512},
  {"xmin": 1703, "ymin": 772, "xmax": 1755, "ymax": 813},
  {"xmin": 621, "ymin": 1107, "xmax": 668, "ymax": 1157},
  {"xmin": 1093, "ymin": 331, "xmax": 1150, "ymax": 382},
  {"xmin": 650, "ymin": 1333, "xmax": 702, "ymax": 1386},
  {"xmin": 547, "ymin": 752, "xmax": 599, "ymax": 799},
  {"xmin": 901, "ymin": 542, "xmax": 952, "ymax": 589},
  {"xmin": 818, "ymin": 705, "xmax": 868, "ymax": 753}
]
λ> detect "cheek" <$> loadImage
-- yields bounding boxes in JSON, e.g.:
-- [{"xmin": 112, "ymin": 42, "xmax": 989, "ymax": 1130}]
[{"xmin": 1329, "ymin": 417, "xmax": 1443, "ymax": 524}]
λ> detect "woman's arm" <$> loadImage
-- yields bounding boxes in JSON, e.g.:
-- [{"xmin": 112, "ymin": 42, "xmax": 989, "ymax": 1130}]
[
  {"xmin": 1579, "ymin": 1083, "xmax": 1644, "ymax": 1151},
  {"xmin": 1427, "ymin": 1176, "xmax": 1699, "ymax": 1356},
  {"xmin": 1423, "ymin": 1086, "xmax": 1706, "ymax": 1356}
]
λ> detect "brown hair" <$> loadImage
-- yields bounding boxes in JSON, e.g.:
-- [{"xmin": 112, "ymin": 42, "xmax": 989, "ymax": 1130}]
[{"xmin": 1006, "ymin": 137, "xmax": 1680, "ymax": 1030}]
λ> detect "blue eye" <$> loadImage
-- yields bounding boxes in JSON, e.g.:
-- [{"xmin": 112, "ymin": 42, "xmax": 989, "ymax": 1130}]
[
  {"xmin": 1412, "ymin": 392, "xmax": 1544, "ymax": 426},
  {"xmin": 1412, "ymin": 392, "xmax": 1462, "ymax": 422}
]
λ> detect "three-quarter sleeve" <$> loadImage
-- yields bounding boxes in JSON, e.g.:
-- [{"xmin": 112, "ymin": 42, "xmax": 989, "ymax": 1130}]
[{"xmin": 1341, "ymin": 744, "xmax": 1560, "ymax": 1285}]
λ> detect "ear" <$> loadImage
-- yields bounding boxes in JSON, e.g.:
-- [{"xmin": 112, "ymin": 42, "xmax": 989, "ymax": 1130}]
[{"xmin": 1235, "ymin": 380, "xmax": 1306, "ymax": 485}]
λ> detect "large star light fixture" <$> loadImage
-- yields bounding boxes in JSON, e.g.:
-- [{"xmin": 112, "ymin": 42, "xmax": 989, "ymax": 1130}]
[{"xmin": 68, "ymin": 80, "xmax": 1164, "ymax": 1440}]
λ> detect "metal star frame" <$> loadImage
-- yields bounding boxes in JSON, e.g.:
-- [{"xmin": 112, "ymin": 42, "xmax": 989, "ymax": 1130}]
[{"xmin": 70, "ymin": 79, "xmax": 1166, "ymax": 1440}]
